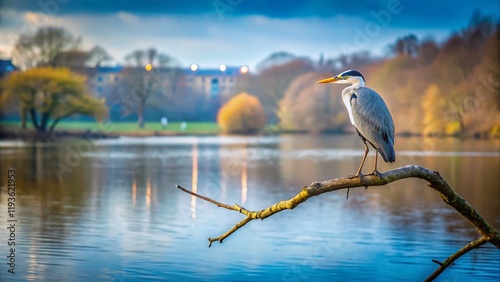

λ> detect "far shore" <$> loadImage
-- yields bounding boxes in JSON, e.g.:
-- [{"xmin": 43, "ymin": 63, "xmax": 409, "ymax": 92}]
[
  {"xmin": 0, "ymin": 128, "xmax": 216, "ymax": 140},
  {"xmin": 0, "ymin": 121, "xmax": 497, "ymax": 140}
]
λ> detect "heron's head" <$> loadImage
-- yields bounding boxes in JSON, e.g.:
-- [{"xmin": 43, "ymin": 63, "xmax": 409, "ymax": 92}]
[{"xmin": 317, "ymin": 70, "xmax": 365, "ymax": 88}]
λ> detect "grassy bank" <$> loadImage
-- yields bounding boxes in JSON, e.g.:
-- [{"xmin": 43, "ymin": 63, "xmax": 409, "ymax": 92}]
[
  {"xmin": 5, "ymin": 121, "xmax": 493, "ymax": 139},
  {"xmin": 0, "ymin": 121, "xmax": 221, "ymax": 135}
]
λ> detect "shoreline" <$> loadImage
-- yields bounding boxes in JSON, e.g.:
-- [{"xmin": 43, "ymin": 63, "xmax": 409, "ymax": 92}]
[
  {"xmin": 0, "ymin": 128, "xmax": 219, "ymax": 140},
  {"xmin": 0, "ymin": 128, "xmax": 497, "ymax": 141}
]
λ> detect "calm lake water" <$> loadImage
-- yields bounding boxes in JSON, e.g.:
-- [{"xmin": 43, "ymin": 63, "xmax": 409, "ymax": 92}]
[{"xmin": 0, "ymin": 135, "xmax": 499, "ymax": 282}]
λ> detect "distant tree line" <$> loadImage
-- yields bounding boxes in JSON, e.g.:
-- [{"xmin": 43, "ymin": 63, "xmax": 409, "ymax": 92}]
[{"xmin": 1, "ymin": 11, "xmax": 498, "ymax": 137}]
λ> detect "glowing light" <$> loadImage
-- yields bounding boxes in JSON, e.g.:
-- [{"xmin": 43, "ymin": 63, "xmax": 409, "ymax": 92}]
[
  {"xmin": 145, "ymin": 63, "xmax": 152, "ymax": 71},
  {"xmin": 219, "ymin": 64, "xmax": 226, "ymax": 72},
  {"xmin": 190, "ymin": 64, "xmax": 198, "ymax": 71},
  {"xmin": 240, "ymin": 65, "xmax": 249, "ymax": 74}
]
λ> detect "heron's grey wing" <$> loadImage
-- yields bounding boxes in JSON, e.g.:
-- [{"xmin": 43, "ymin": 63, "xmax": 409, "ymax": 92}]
[{"xmin": 350, "ymin": 87, "xmax": 395, "ymax": 162}]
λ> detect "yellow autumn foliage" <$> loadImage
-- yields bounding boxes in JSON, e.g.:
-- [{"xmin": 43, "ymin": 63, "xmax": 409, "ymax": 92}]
[
  {"xmin": 1, "ymin": 67, "xmax": 108, "ymax": 133},
  {"xmin": 422, "ymin": 84, "xmax": 447, "ymax": 136},
  {"xmin": 217, "ymin": 92, "xmax": 266, "ymax": 134}
]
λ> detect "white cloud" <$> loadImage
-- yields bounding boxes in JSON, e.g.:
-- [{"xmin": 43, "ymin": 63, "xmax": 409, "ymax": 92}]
[{"xmin": 117, "ymin": 12, "xmax": 139, "ymax": 24}]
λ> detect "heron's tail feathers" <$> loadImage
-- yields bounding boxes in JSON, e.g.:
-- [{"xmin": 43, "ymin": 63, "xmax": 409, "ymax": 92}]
[{"xmin": 378, "ymin": 143, "xmax": 396, "ymax": 163}]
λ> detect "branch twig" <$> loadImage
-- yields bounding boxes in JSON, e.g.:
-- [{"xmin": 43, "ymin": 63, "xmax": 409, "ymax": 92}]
[
  {"xmin": 425, "ymin": 236, "xmax": 489, "ymax": 281},
  {"xmin": 175, "ymin": 165, "xmax": 500, "ymax": 280}
]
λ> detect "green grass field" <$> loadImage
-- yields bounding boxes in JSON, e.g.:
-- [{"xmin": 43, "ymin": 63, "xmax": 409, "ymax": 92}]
[{"xmin": 1, "ymin": 121, "xmax": 221, "ymax": 134}]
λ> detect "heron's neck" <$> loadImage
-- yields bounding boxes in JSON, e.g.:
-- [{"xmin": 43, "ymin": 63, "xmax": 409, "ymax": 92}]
[{"xmin": 349, "ymin": 77, "xmax": 365, "ymax": 89}]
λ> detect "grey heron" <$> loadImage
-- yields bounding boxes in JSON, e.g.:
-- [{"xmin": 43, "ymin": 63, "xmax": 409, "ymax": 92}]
[{"xmin": 317, "ymin": 70, "xmax": 395, "ymax": 198}]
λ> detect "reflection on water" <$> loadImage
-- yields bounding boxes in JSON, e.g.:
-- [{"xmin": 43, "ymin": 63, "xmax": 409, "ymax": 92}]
[
  {"xmin": 241, "ymin": 146, "xmax": 248, "ymax": 205},
  {"xmin": 0, "ymin": 135, "xmax": 499, "ymax": 281},
  {"xmin": 191, "ymin": 143, "xmax": 198, "ymax": 219},
  {"xmin": 132, "ymin": 178, "xmax": 136, "ymax": 208}
]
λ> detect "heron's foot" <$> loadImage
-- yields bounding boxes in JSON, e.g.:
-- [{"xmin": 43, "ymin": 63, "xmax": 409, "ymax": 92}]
[
  {"xmin": 370, "ymin": 169, "xmax": 382, "ymax": 178},
  {"xmin": 357, "ymin": 172, "xmax": 368, "ymax": 189},
  {"xmin": 348, "ymin": 174, "xmax": 358, "ymax": 179}
]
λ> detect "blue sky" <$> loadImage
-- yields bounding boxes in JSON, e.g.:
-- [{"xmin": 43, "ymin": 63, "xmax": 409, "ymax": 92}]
[{"xmin": 0, "ymin": 0, "xmax": 499, "ymax": 70}]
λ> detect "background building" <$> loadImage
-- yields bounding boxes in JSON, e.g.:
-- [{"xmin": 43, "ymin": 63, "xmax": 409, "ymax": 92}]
[
  {"xmin": 185, "ymin": 65, "xmax": 248, "ymax": 100},
  {"xmin": 0, "ymin": 59, "xmax": 18, "ymax": 79},
  {"xmin": 85, "ymin": 64, "xmax": 249, "ymax": 122}
]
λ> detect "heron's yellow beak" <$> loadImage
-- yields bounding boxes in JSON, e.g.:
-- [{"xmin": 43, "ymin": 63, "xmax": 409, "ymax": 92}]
[{"xmin": 317, "ymin": 76, "xmax": 339, "ymax": 84}]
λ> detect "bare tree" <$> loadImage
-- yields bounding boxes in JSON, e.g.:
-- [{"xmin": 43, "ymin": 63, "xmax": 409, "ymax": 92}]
[
  {"xmin": 146, "ymin": 48, "xmax": 157, "ymax": 64},
  {"xmin": 121, "ymin": 48, "xmax": 179, "ymax": 128},
  {"xmin": 13, "ymin": 26, "xmax": 81, "ymax": 69},
  {"xmin": 125, "ymin": 50, "xmax": 145, "ymax": 67},
  {"xmin": 87, "ymin": 45, "xmax": 112, "ymax": 67}
]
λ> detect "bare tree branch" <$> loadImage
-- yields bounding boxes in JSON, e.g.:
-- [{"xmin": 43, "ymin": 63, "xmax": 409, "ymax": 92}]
[
  {"xmin": 426, "ymin": 236, "xmax": 489, "ymax": 281},
  {"xmin": 175, "ymin": 164, "xmax": 500, "ymax": 280}
]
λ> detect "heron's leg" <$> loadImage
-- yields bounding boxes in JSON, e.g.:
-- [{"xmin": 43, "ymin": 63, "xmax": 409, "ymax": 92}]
[
  {"xmin": 371, "ymin": 152, "xmax": 381, "ymax": 178},
  {"xmin": 347, "ymin": 141, "xmax": 369, "ymax": 199},
  {"xmin": 356, "ymin": 142, "xmax": 369, "ymax": 177},
  {"xmin": 352, "ymin": 141, "xmax": 369, "ymax": 193}
]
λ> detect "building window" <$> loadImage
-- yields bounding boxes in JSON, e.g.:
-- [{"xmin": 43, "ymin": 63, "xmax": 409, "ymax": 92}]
[{"xmin": 211, "ymin": 78, "xmax": 219, "ymax": 98}]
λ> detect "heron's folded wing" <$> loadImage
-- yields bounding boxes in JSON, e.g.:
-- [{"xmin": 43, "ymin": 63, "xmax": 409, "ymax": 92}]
[{"xmin": 351, "ymin": 87, "xmax": 395, "ymax": 162}]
